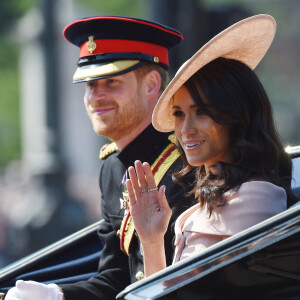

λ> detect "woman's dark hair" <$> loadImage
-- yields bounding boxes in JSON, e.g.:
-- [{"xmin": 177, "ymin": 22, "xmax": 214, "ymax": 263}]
[{"xmin": 174, "ymin": 57, "xmax": 297, "ymax": 214}]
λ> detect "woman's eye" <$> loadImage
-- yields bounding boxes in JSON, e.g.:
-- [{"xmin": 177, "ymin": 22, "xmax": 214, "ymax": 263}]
[
  {"xmin": 172, "ymin": 110, "xmax": 184, "ymax": 117},
  {"xmin": 196, "ymin": 109, "xmax": 205, "ymax": 116}
]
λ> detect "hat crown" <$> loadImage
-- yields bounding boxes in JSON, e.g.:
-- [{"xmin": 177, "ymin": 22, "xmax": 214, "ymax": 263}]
[
  {"xmin": 63, "ymin": 15, "xmax": 184, "ymax": 83},
  {"xmin": 63, "ymin": 15, "xmax": 183, "ymax": 49}
]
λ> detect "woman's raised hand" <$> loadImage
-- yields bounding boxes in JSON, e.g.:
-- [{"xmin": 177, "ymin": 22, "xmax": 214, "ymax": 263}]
[{"xmin": 126, "ymin": 160, "xmax": 172, "ymax": 245}]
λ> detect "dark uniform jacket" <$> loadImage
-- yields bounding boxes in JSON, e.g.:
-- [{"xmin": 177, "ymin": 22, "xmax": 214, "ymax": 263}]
[{"xmin": 61, "ymin": 125, "xmax": 195, "ymax": 300}]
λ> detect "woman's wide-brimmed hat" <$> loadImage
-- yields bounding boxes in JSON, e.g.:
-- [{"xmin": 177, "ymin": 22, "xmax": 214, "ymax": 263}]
[{"xmin": 152, "ymin": 14, "xmax": 276, "ymax": 132}]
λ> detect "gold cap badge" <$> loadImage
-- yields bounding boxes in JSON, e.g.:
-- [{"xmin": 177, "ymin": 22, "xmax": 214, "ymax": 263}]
[
  {"xmin": 153, "ymin": 56, "xmax": 159, "ymax": 63},
  {"xmin": 87, "ymin": 36, "xmax": 97, "ymax": 54}
]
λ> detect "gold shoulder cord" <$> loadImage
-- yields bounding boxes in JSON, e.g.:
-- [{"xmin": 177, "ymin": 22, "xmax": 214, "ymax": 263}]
[
  {"xmin": 118, "ymin": 138, "xmax": 180, "ymax": 255},
  {"xmin": 99, "ymin": 142, "xmax": 118, "ymax": 160}
]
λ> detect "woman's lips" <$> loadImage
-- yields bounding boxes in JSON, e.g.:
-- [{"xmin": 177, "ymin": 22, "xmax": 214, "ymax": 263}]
[{"xmin": 183, "ymin": 140, "xmax": 205, "ymax": 151}]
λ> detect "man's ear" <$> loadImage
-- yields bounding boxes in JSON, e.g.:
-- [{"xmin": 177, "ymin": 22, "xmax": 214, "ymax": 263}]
[{"xmin": 143, "ymin": 70, "xmax": 161, "ymax": 99}]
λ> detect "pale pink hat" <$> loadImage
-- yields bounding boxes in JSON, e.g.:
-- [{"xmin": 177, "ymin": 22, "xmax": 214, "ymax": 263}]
[{"xmin": 152, "ymin": 14, "xmax": 276, "ymax": 132}]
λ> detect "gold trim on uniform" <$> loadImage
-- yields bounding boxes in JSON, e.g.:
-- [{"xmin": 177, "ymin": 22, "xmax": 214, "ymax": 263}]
[
  {"xmin": 99, "ymin": 142, "xmax": 118, "ymax": 159},
  {"xmin": 118, "ymin": 135, "xmax": 180, "ymax": 255},
  {"xmin": 168, "ymin": 133, "xmax": 177, "ymax": 145},
  {"xmin": 73, "ymin": 60, "xmax": 140, "ymax": 82},
  {"xmin": 117, "ymin": 213, "xmax": 135, "ymax": 255}
]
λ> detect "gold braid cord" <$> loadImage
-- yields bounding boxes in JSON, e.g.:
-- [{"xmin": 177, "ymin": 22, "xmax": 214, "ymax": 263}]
[
  {"xmin": 99, "ymin": 142, "xmax": 118, "ymax": 160},
  {"xmin": 118, "ymin": 137, "xmax": 180, "ymax": 255}
]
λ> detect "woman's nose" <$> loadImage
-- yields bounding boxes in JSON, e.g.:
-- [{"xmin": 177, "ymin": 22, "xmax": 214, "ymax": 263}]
[{"xmin": 181, "ymin": 116, "xmax": 197, "ymax": 135}]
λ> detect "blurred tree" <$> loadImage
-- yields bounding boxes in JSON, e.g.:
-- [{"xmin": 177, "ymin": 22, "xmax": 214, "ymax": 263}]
[
  {"xmin": 0, "ymin": 38, "xmax": 20, "ymax": 168},
  {"xmin": 76, "ymin": 0, "xmax": 144, "ymax": 18},
  {"xmin": 0, "ymin": 0, "xmax": 34, "ymax": 33},
  {"xmin": 0, "ymin": 0, "xmax": 35, "ymax": 168}
]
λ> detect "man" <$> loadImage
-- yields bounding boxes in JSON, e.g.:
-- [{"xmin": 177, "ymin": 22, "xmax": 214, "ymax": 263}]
[{"xmin": 5, "ymin": 16, "xmax": 194, "ymax": 300}]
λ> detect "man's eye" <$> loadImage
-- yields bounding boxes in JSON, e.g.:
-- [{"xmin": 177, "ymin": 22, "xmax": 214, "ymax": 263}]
[
  {"xmin": 87, "ymin": 81, "xmax": 96, "ymax": 88},
  {"xmin": 108, "ymin": 79, "xmax": 117, "ymax": 84}
]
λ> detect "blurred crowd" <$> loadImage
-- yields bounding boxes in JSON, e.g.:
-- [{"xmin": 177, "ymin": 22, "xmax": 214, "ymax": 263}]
[{"xmin": 0, "ymin": 159, "xmax": 100, "ymax": 268}]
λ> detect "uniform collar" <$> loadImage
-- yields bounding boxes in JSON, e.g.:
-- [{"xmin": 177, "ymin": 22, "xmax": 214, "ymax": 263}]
[{"xmin": 118, "ymin": 124, "xmax": 171, "ymax": 169}]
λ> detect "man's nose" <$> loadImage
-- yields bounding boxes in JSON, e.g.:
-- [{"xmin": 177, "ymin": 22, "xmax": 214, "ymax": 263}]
[{"xmin": 85, "ymin": 81, "xmax": 106, "ymax": 103}]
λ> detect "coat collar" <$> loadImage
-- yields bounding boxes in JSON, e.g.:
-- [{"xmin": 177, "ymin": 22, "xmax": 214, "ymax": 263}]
[{"xmin": 117, "ymin": 124, "xmax": 171, "ymax": 169}]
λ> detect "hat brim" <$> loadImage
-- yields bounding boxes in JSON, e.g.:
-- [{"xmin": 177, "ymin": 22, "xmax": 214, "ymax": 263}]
[
  {"xmin": 152, "ymin": 14, "xmax": 277, "ymax": 132},
  {"xmin": 73, "ymin": 60, "xmax": 143, "ymax": 83}
]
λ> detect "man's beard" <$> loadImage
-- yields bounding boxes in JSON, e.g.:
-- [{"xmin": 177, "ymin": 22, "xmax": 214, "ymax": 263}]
[{"xmin": 90, "ymin": 94, "xmax": 148, "ymax": 142}]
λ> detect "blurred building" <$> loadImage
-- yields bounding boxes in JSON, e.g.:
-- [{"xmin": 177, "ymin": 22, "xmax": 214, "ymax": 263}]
[
  {"xmin": 0, "ymin": 0, "xmax": 106, "ymax": 267},
  {"xmin": 0, "ymin": 0, "xmax": 300, "ymax": 268}
]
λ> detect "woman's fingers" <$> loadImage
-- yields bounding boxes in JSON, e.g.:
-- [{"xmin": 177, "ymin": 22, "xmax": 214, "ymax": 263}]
[
  {"xmin": 127, "ymin": 165, "xmax": 141, "ymax": 199},
  {"xmin": 134, "ymin": 161, "xmax": 148, "ymax": 190},
  {"xmin": 126, "ymin": 179, "xmax": 136, "ymax": 206},
  {"xmin": 142, "ymin": 162, "xmax": 157, "ymax": 191},
  {"xmin": 158, "ymin": 185, "xmax": 170, "ymax": 210},
  {"xmin": 127, "ymin": 160, "xmax": 159, "ymax": 202}
]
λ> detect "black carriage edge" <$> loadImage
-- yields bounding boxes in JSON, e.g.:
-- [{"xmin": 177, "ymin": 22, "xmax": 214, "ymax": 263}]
[{"xmin": 0, "ymin": 146, "xmax": 300, "ymax": 299}]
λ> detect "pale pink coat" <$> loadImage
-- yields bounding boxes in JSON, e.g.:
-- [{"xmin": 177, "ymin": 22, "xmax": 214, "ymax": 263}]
[{"xmin": 173, "ymin": 181, "xmax": 287, "ymax": 263}]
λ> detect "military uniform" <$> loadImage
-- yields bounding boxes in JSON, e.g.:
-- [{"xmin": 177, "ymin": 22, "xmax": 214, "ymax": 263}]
[
  {"xmin": 2, "ymin": 13, "xmax": 189, "ymax": 300},
  {"xmin": 57, "ymin": 15, "xmax": 193, "ymax": 300},
  {"xmin": 2, "ymin": 16, "xmax": 193, "ymax": 300},
  {"xmin": 61, "ymin": 125, "xmax": 194, "ymax": 299}
]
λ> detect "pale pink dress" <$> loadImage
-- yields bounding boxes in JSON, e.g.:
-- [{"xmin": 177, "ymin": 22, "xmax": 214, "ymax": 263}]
[{"xmin": 173, "ymin": 181, "xmax": 287, "ymax": 263}]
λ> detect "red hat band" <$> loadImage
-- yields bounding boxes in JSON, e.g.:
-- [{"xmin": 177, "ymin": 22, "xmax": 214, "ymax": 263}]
[{"xmin": 80, "ymin": 38, "xmax": 169, "ymax": 66}]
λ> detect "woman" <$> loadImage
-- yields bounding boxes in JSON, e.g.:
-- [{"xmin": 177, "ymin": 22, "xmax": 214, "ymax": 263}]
[{"xmin": 126, "ymin": 14, "xmax": 298, "ymax": 277}]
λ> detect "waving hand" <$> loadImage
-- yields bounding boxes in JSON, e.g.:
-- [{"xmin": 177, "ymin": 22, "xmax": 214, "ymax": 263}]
[{"xmin": 126, "ymin": 160, "xmax": 172, "ymax": 245}]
